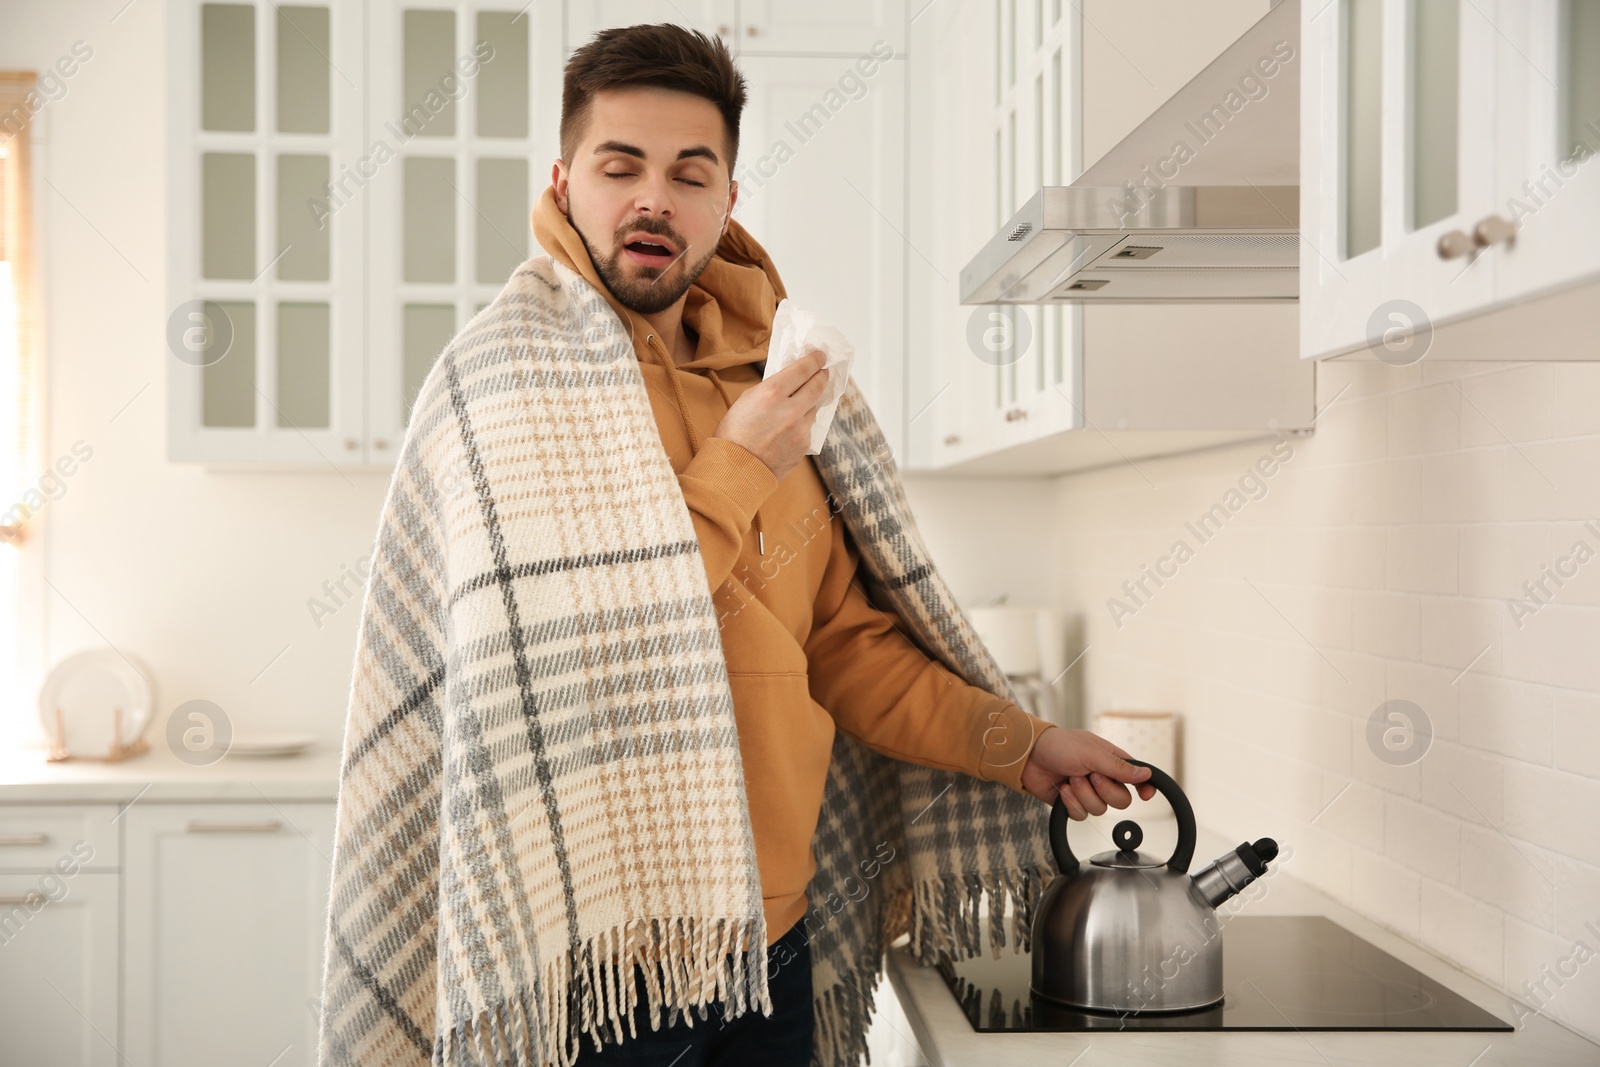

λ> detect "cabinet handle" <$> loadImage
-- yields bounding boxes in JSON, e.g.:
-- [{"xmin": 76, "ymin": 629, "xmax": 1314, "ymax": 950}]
[
  {"xmin": 1474, "ymin": 214, "xmax": 1516, "ymax": 248},
  {"xmin": 943, "ymin": 433, "xmax": 962, "ymax": 446},
  {"xmin": 1436, "ymin": 230, "xmax": 1476, "ymax": 259},
  {"xmin": 185, "ymin": 820, "xmax": 283, "ymax": 834},
  {"xmin": 0, "ymin": 894, "xmax": 38, "ymax": 904},
  {"xmin": 0, "ymin": 833, "xmax": 49, "ymax": 846},
  {"xmin": 1004, "ymin": 407, "xmax": 1028, "ymax": 422}
]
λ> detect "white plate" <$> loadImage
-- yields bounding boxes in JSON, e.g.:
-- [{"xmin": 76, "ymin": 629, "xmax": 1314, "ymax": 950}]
[
  {"xmin": 37, "ymin": 649, "xmax": 155, "ymax": 758},
  {"xmin": 227, "ymin": 732, "xmax": 317, "ymax": 758}
]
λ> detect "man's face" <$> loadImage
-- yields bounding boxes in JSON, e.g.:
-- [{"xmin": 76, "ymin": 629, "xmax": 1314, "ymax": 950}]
[{"xmin": 553, "ymin": 86, "xmax": 738, "ymax": 315}]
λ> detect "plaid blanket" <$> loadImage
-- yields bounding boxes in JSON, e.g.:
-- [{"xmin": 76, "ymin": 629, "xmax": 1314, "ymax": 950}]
[{"xmin": 315, "ymin": 255, "xmax": 1056, "ymax": 1067}]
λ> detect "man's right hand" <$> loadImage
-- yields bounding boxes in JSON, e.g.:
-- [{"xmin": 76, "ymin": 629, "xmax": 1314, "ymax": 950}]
[{"xmin": 712, "ymin": 350, "xmax": 830, "ymax": 482}]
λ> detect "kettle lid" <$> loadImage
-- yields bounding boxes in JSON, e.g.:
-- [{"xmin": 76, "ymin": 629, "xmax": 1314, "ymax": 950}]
[
  {"xmin": 1087, "ymin": 820, "xmax": 1166, "ymax": 869},
  {"xmin": 1089, "ymin": 848, "xmax": 1166, "ymax": 869}
]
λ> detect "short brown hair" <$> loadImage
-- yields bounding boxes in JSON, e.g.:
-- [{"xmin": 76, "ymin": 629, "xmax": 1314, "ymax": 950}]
[{"xmin": 561, "ymin": 24, "xmax": 748, "ymax": 175}]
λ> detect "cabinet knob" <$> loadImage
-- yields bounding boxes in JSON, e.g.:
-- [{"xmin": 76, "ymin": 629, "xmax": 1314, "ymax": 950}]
[
  {"xmin": 943, "ymin": 433, "xmax": 962, "ymax": 446},
  {"xmin": 1436, "ymin": 230, "xmax": 1476, "ymax": 259},
  {"xmin": 1474, "ymin": 214, "xmax": 1516, "ymax": 248},
  {"xmin": 717, "ymin": 23, "xmax": 730, "ymax": 35},
  {"xmin": 746, "ymin": 24, "xmax": 759, "ymax": 36},
  {"xmin": 372, "ymin": 438, "xmax": 388, "ymax": 450},
  {"xmin": 1004, "ymin": 407, "xmax": 1028, "ymax": 422},
  {"xmin": 343, "ymin": 438, "xmax": 359, "ymax": 451}
]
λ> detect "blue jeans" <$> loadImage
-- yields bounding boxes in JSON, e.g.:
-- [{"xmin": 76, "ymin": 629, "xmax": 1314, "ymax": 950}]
[{"xmin": 572, "ymin": 918, "xmax": 814, "ymax": 1066}]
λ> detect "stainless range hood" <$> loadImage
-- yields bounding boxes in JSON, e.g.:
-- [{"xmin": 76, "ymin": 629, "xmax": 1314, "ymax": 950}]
[{"xmin": 961, "ymin": 0, "xmax": 1300, "ymax": 304}]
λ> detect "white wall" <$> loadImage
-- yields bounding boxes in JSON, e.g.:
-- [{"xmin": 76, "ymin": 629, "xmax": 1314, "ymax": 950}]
[
  {"xmin": 2, "ymin": 0, "xmax": 392, "ymax": 750},
  {"xmin": 1053, "ymin": 357, "xmax": 1600, "ymax": 1043}
]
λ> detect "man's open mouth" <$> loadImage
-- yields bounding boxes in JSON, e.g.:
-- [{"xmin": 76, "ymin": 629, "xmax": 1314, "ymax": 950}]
[{"xmin": 623, "ymin": 237, "xmax": 677, "ymax": 266}]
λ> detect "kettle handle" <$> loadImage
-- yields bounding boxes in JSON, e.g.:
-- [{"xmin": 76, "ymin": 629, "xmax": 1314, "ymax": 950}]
[{"xmin": 1048, "ymin": 758, "xmax": 1198, "ymax": 875}]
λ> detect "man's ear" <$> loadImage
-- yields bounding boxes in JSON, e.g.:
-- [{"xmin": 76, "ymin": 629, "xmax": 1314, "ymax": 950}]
[
  {"xmin": 551, "ymin": 159, "xmax": 570, "ymax": 214},
  {"xmin": 721, "ymin": 177, "xmax": 737, "ymax": 232}
]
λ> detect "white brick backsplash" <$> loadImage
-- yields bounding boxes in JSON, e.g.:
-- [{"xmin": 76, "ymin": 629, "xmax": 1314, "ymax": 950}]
[
  {"xmin": 1352, "ymin": 848, "xmax": 1423, "ymax": 940},
  {"xmin": 1032, "ymin": 359, "xmax": 1600, "ymax": 1043},
  {"xmin": 1384, "ymin": 798, "xmax": 1462, "ymax": 886},
  {"xmin": 1502, "ymin": 915, "xmax": 1600, "ymax": 1040},
  {"xmin": 1458, "ymin": 364, "xmax": 1557, "ymax": 447},
  {"xmin": 1387, "ymin": 525, "xmax": 1460, "ymax": 594},
  {"xmin": 1420, "ymin": 881, "xmax": 1506, "ymax": 986},
  {"xmin": 1459, "ymin": 824, "xmax": 1555, "ymax": 928},
  {"xmin": 1552, "ymin": 690, "xmax": 1600, "ymax": 779}
]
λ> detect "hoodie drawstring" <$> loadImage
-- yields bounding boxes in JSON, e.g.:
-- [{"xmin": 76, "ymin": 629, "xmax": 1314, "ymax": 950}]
[{"xmin": 645, "ymin": 332, "xmax": 765, "ymax": 557}]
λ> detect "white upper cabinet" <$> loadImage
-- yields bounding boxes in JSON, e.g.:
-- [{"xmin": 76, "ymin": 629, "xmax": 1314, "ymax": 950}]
[
  {"xmin": 737, "ymin": 1, "xmax": 907, "ymax": 55},
  {"xmin": 166, "ymin": 0, "xmax": 366, "ymax": 465},
  {"xmin": 1302, "ymin": 0, "xmax": 1600, "ymax": 361},
  {"xmin": 167, "ymin": 0, "xmax": 562, "ymax": 468},
  {"xmin": 735, "ymin": 52, "xmax": 908, "ymax": 456},
  {"xmin": 366, "ymin": 3, "xmax": 561, "ymax": 463},
  {"xmin": 564, "ymin": 0, "xmax": 737, "ymax": 53},
  {"xmin": 909, "ymin": 0, "xmax": 1313, "ymax": 475},
  {"xmin": 909, "ymin": 0, "xmax": 1082, "ymax": 470},
  {"xmin": 1490, "ymin": 1, "xmax": 1600, "ymax": 307}
]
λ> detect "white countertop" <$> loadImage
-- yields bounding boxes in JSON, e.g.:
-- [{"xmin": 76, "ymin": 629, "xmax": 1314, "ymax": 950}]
[
  {"xmin": 0, "ymin": 741, "xmax": 342, "ymax": 802},
  {"xmin": 884, "ymin": 826, "xmax": 1600, "ymax": 1067}
]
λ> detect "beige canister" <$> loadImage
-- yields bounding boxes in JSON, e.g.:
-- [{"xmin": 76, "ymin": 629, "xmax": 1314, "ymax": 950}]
[{"xmin": 1092, "ymin": 710, "xmax": 1180, "ymax": 783}]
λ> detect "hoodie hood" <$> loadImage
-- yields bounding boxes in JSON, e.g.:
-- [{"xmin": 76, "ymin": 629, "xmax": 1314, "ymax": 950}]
[{"xmin": 531, "ymin": 184, "xmax": 785, "ymax": 371}]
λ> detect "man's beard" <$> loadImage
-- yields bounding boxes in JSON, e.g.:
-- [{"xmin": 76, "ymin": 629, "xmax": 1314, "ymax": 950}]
[{"xmin": 570, "ymin": 207, "xmax": 720, "ymax": 315}]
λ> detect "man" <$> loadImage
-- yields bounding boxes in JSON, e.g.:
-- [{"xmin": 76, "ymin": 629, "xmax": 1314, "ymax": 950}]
[{"xmin": 535, "ymin": 23, "xmax": 1156, "ymax": 1064}]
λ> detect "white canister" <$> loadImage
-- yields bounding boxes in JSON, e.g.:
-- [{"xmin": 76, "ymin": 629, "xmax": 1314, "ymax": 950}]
[
  {"xmin": 1092, "ymin": 710, "xmax": 1179, "ymax": 783},
  {"xmin": 967, "ymin": 605, "xmax": 1045, "ymax": 676}
]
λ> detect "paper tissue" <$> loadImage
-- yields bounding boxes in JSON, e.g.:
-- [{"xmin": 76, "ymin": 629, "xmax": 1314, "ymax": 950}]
[{"xmin": 761, "ymin": 298, "xmax": 855, "ymax": 454}]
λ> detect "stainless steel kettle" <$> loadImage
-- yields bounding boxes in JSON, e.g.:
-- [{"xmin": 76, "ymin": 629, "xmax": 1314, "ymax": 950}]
[{"xmin": 1030, "ymin": 759, "xmax": 1279, "ymax": 1014}]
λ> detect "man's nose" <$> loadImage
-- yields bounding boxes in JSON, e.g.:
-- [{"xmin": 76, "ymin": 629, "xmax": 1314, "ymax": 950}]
[{"xmin": 629, "ymin": 172, "xmax": 676, "ymax": 220}]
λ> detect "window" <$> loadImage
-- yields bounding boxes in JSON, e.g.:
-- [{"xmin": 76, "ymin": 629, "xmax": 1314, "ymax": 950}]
[{"xmin": 0, "ymin": 70, "xmax": 42, "ymax": 727}]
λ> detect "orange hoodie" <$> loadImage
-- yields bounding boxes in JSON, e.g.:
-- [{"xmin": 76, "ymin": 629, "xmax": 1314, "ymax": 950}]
[{"xmin": 531, "ymin": 186, "xmax": 1055, "ymax": 946}]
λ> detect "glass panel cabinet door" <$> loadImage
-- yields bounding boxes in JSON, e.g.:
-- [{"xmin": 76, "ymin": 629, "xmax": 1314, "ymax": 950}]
[
  {"xmin": 168, "ymin": 0, "xmax": 365, "ymax": 464},
  {"xmin": 1489, "ymin": 0, "xmax": 1600, "ymax": 306},
  {"xmin": 1302, "ymin": 0, "xmax": 1499, "ymax": 361},
  {"xmin": 365, "ymin": 1, "xmax": 561, "ymax": 465}
]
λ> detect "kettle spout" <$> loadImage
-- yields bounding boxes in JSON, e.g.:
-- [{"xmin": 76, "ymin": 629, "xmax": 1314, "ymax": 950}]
[{"xmin": 1191, "ymin": 838, "xmax": 1279, "ymax": 909}]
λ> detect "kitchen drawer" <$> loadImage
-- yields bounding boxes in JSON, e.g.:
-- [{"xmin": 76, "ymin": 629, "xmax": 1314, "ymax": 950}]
[{"xmin": 0, "ymin": 804, "xmax": 121, "ymax": 870}]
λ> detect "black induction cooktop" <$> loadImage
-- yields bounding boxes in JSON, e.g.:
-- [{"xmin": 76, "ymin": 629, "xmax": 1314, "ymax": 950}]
[{"xmin": 936, "ymin": 915, "xmax": 1511, "ymax": 1032}]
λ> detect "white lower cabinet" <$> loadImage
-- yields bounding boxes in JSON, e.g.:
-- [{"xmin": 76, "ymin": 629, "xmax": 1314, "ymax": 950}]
[
  {"xmin": 123, "ymin": 803, "xmax": 336, "ymax": 1067},
  {"xmin": 0, "ymin": 871, "xmax": 120, "ymax": 1067}
]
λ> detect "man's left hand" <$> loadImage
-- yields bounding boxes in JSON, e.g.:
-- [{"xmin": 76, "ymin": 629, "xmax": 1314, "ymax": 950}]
[{"xmin": 1018, "ymin": 727, "xmax": 1157, "ymax": 818}]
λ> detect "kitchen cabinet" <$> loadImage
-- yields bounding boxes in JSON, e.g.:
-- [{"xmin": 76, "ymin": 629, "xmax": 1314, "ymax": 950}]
[
  {"xmin": 0, "ymin": 872, "xmax": 120, "ymax": 1067},
  {"xmin": 908, "ymin": 0, "xmax": 1082, "ymax": 470},
  {"xmin": 166, "ymin": 0, "xmax": 560, "ymax": 466},
  {"xmin": 165, "ymin": 0, "xmax": 368, "ymax": 464},
  {"xmin": 365, "ymin": 2, "xmax": 563, "ymax": 462},
  {"xmin": 566, "ymin": 1, "xmax": 737, "ymax": 51},
  {"xmin": 0, "ymin": 804, "xmax": 121, "ymax": 1067},
  {"xmin": 1301, "ymin": 0, "xmax": 1600, "ymax": 361},
  {"xmin": 908, "ymin": 0, "xmax": 1312, "ymax": 474},
  {"xmin": 123, "ymin": 803, "xmax": 335, "ymax": 1067},
  {"xmin": 734, "ymin": 53, "xmax": 908, "ymax": 456},
  {"xmin": 736, "ymin": 1, "xmax": 906, "ymax": 55}
]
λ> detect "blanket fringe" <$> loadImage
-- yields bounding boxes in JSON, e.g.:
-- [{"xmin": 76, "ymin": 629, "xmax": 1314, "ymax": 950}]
[
  {"xmin": 433, "ymin": 914, "xmax": 770, "ymax": 1067},
  {"xmin": 907, "ymin": 860, "xmax": 1057, "ymax": 967},
  {"xmin": 809, "ymin": 861, "xmax": 1057, "ymax": 1067}
]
